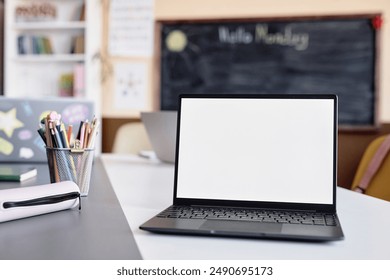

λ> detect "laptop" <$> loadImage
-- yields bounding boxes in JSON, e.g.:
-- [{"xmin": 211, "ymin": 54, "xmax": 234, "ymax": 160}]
[
  {"xmin": 0, "ymin": 97, "xmax": 94, "ymax": 162},
  {"xmin": 140, "ymin": 94, "xmax": 344, "ymax": 241},
  {"xmin": 141, "ymin": 111, "xmax": 177, "ymax": 163}
]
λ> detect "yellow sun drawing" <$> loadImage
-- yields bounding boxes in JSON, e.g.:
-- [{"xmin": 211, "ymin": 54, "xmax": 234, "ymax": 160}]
[{"xmin": 166, "ymin": 30, "xmax": 188, "ymax": 52}]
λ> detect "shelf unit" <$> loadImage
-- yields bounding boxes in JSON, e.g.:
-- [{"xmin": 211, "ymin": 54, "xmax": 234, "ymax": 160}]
[
  {"xmin": 4, "ymin": 0, "xmax": 101, "ymax": 105},
  {"xmin": 4, "ymin": 0, "xmax": 102, "ymax": 152}
]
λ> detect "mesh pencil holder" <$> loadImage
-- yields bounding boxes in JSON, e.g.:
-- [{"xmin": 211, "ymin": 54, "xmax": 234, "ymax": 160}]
[{"xmin": 46, "ymin": 147, "xmax": 95, "ymax": 196}]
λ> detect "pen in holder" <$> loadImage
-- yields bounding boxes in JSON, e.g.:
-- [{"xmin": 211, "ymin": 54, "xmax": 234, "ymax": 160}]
[{"xmin": 46, "ymin": 147, "xmax": 94, "ymax": 196}]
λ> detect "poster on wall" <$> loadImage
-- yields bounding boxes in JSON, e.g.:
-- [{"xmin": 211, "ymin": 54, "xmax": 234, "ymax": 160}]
[
  {"xmin": 113, "ymin": 62, "xmax": 147, "ymax": 110},
  {"xmin": 109, "ymin": 0, "xmax": 154, "ymax": 57}
]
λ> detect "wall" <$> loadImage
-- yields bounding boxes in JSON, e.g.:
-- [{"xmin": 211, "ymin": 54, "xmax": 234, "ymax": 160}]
[
  {"xmin": 101, "ymin": 0, "xmax": 154, "ymax": 118},
  {"xmin": 155, "ymin": 0, "xmax": 390, "ymax": 188},
  {"xmin": 103, "ymin": 0, "xmax": 390, "ymax": 188},
  {"xmin": 103, "ymin": 0, "xmax": 390, "ymax": 119}
]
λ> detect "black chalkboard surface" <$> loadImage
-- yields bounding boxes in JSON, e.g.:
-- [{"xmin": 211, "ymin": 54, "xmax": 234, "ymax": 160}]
[{"xmin": 158, "ymin": 15, "xmax": 380, "ymax": 128}]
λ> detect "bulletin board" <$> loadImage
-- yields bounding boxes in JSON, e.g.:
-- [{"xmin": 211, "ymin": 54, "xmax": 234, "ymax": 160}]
[{"xmin": 101, "ymin": 0, "xmax": 155, "ymax": 118}]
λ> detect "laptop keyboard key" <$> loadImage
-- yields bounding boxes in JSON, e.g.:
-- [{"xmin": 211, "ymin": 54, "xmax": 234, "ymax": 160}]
[
  {"xmin": 159, "ymin": 206, "xmax": 337, "ymax": 227},
  {"xmin": 325, "ymin": 215, "xmax": 337, "ymax": 226}
]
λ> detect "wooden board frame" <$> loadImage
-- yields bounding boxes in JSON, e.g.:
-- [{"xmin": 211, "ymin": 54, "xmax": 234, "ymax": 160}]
[{"xmin": 154, "ymin": 14, "xmax": 382, "ymax": 131}]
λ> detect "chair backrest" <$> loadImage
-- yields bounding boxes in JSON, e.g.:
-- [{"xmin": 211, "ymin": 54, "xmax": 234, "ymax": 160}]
[
  {"xmin": 112, "ymin": 122, "xmax": 151, "ymax": 154},
  {"xmin": 351, "ymin": 134, "xmax": 390, "ymax": 201}
]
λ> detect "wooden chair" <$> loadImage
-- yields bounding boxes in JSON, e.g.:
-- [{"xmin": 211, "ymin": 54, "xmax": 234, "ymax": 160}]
[
  {"xmin": 351, "ymin": 134, "xmax": 390, "ymax": 201},
  {"xmin": 112, "ymin": 122, "xmax": 152, "ymax": 154}
]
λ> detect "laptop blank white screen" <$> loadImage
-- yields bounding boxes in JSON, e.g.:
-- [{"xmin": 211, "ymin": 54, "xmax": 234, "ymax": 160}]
[{"xmin": 176, "ymin": 97, "xmax": 335, "ymax": 205}]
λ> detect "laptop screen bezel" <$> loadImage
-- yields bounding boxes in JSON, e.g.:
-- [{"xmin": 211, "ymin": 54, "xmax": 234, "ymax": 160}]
[{"xmin": 172, "ymin": 94, "xmax": 338, "ymax": 213}]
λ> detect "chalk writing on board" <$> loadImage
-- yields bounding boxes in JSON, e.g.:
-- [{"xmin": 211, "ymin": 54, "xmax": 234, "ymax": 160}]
[{"xmin": 218, "ymin": 24, "xmax": 309, "ymax": 51}]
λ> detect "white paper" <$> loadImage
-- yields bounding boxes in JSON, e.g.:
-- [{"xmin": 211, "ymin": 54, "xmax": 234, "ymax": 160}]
[
  {"xmin": 113, "ymin": 62, "xmax": 147, "ymax": 110},
  {"xmin": 109, "ymin": 0, "xmax": 154, "ymax": 57}
]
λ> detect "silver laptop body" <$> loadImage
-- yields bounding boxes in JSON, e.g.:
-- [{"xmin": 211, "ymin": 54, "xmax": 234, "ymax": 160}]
[
  {"xmin": 140, "ymin": 94, "xmax": 344, "ymax": 241},
  {"xmin": 141, "ymin": 111, "xmax": 177, "ymax": 163}
]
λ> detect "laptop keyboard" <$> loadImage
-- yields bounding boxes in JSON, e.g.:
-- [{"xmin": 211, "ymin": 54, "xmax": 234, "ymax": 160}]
[{"xmin": 157, "ymin": 206, "xmax": 337, "ymax": 226}]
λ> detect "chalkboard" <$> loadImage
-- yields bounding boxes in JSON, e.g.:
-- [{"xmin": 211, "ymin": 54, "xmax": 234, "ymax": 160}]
[{"xmin": 158, "ymin": 15, "xmax": 380, "ymax": 128}]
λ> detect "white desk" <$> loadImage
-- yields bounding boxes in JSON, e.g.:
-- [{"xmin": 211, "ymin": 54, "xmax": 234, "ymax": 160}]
[{"xmin": 101, "ymin": 154, "xmax": 390, "ymax": 260}]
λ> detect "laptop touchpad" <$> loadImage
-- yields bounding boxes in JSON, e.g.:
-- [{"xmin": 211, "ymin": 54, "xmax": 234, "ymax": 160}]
[{"xmin": 200, "ymin": 220, "xmax": 282, "ymax": 234}]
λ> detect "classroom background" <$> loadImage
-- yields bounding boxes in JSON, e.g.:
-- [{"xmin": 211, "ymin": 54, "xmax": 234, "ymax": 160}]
[{"xmin": 1, "ymin": 0, "xmax": 390, "ymax": 190}]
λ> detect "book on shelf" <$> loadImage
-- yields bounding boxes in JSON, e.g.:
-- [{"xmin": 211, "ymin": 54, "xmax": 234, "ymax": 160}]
[
  {"xmin": 17, "ymin": 36, "xmax": 26, "ymax": 54},
  {"xmin": 59, "ymin": 73, "xmax": 74, "ymax": 97},
  {"xmin": 73, "ymin": 63, "xmax": 85, "ymax": 98},
  {"xmin": 0, "ymin": 165, "xmax": 37, "ymax": 182},
  {"xmin": 17, "ymin": 35, "xmax": 53, "ymax": 55},
  {"xmin": 71, "ymin": 35, "xmax": 85, "ymax": 54},
  {"xmin": 32, "ymin": 36, "xmax": 39, "ymax": 54},
  {"xmin": 79, "ymin": 3, "xmax": 85, "ymax": 21},
  {"xmin": 42, "ymin": 37, "xmax": 53, "ymax": 54}
]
